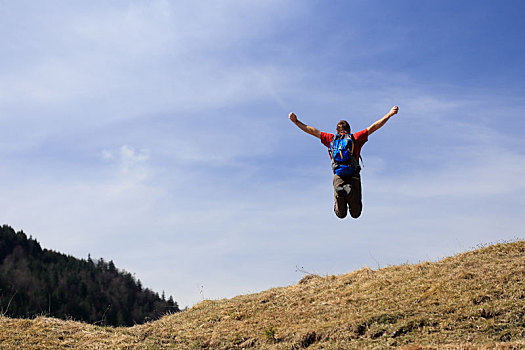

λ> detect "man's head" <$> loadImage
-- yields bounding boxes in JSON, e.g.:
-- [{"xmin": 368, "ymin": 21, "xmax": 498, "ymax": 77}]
[{"xmin": 336, "ymin": 120, "xmax": 351, "ymax": 134}]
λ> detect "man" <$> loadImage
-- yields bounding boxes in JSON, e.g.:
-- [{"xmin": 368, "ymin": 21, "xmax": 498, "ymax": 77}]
[{"xmin": 289, "ymin": 106, "xmax": 399, "ymax": 219}]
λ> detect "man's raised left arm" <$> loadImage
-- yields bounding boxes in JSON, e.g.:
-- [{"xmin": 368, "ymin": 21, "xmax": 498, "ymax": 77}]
[{"xmin": 367, "ymin": 106, "xmax": 399, "ymax": 136}]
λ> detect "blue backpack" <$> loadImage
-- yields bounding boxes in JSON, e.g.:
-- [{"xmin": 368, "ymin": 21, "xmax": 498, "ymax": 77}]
[{"xmin": 329, "ymin": 133, "xmax": 361, "ymax": 176}]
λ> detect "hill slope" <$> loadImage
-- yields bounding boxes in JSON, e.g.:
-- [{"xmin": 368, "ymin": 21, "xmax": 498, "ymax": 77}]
[{"xmin": 1, "ymin": 240, "xmax": 524, "ymax": 349}]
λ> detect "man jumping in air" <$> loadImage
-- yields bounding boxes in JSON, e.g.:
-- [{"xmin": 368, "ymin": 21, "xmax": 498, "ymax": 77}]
[{"xmin": 289, "ymin": 106, "xmax": 399, "ymax": 219}]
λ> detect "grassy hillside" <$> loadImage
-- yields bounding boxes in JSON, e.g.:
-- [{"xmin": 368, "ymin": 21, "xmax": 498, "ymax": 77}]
[{"xmin": 1, "ymin": 240, "xmax": 524, "ymax": 349}]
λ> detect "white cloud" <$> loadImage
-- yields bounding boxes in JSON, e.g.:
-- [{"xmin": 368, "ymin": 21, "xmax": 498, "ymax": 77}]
[
  {"xmin": 1, "ymin": 147, "xmax": 160, "ymax": 249},
  {"xmin": 1, "ymin": 1, "xmax": 293, "ymax": 97},
  {"xmin": 102, "ymin": 145, "xmax": 149, "ymax": 173},
  {"xmin": 368, "ymin": 143, "xmax": 525, "ymax": 198}
]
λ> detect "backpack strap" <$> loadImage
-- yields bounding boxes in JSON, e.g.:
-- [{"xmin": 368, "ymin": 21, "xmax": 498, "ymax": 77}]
[
  {"xmin": 328, "ymin": 133, "xmax": 342, "ymax": 159},
  {"xmin": 350, "ymin": 134, "xmax": 355, "ymax": 158}
]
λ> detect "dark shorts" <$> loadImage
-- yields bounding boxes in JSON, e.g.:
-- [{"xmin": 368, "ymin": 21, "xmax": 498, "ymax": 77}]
[{"xmin": 333, "ymin": 174, "xmax": 362, "ymax": 219}]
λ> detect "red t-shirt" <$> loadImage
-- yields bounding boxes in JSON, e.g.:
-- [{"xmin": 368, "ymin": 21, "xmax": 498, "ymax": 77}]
[{"xmin": 320, "ymin": 129, "xmax": 369, "ymax": 161}]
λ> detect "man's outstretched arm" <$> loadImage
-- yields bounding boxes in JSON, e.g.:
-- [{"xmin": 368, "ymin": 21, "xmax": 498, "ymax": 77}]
[
  {"xmin": 289, "ymin": 113, "xmax": 321, "ymax": 139},
  {"xmin": 367, "ymin": 106, "xmax": 399, "ymax": 135}
]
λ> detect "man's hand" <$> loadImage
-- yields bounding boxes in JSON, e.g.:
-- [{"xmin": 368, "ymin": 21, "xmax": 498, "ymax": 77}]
[
  {"xmin": 289, "ymin": 112, "xmax": 298, "ymax": 123},
  {"xmin": 389, "ymin": 106, "xmax": 399, "ymax": 116}
]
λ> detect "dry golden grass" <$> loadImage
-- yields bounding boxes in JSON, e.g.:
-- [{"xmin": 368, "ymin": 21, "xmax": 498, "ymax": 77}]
[{"xmin": 1, "ymin": 241, "xmax": 524, "ymax": 349}]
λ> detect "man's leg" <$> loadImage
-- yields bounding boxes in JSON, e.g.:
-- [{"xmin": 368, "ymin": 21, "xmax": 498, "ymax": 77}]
[
  {"xmin": 333, "ymin": 175, "xmax": 348, "ymax": 219},
  {"xmin": 348, "ymin": 176, "xmax": 363, "ymax": 218}
]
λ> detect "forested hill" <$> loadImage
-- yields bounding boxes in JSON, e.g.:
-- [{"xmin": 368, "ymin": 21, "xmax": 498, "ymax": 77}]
[{"xmin": 0, "ymin": 225, "xmax": 179, "ymax": 326}]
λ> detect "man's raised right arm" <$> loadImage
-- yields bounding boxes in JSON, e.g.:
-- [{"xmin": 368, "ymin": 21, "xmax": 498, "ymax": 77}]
[{"xmin": 288, "ymin": 113, "xmax": 321, "ymax": 139}]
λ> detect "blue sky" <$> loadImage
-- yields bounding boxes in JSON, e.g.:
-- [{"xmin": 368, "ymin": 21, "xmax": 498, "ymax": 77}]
[{"xmin": 1, "ymin": 1, "xmax": 524, "ymax": 307}]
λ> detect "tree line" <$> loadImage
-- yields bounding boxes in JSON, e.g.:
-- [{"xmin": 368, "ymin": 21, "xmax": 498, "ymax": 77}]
[{"xmin": 0, "ymin": 225, "xmax": 179, "ymax": 326}]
